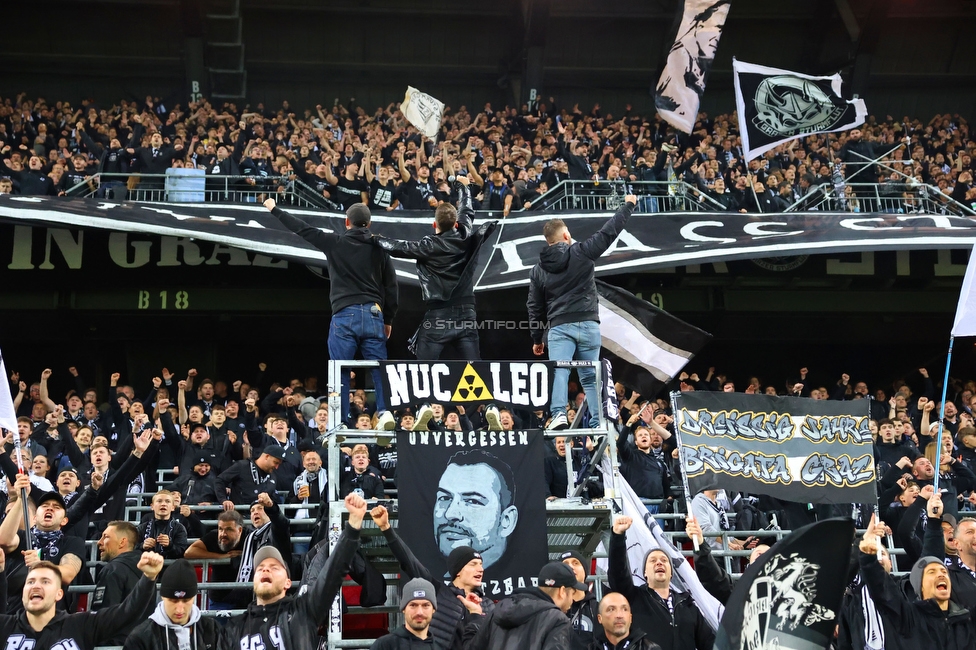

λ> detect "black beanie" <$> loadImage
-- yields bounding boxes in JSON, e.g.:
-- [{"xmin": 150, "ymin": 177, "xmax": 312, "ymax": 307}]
[
  {"xmin": 559, "ymin": 550, "xmax": 589, "ymax": 577},
  {"xmin": 447, "ymin": 546, "xmax": 482, "ymax": 579},
  {"xmin": 160, "ymin": 559, "xmax": 198, "ymax": 599}
]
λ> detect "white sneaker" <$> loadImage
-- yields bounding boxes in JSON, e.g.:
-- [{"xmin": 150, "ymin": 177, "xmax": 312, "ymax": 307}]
[
  {"xmin": 547, "ymin": 413, "xmax": 569, "ymax": 431},
  {"xmin": 376, "ymin": 410, "xmax": 395, "ymax": 431},
  {"xmin": 413, "ymin": 403, "xmax": 434, "ymax": 431},
  {"xmin": 485, "ymin": 405, "xmax": 502, "ymax": 431}
]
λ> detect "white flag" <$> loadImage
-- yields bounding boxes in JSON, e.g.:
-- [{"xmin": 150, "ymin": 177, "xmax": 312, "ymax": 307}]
[
  {"xmin": 952, "ymin": 245, "xmax": 976, "ymax": 337},
  {"xmin": 399, "ymin": 86, "xmax": 444, "ymax": 140},
  {"xmin": 0, "ymin": 347, "xmax": 17, "ymax": 433},
  {"xmin": 597, "ymin": 456, "xmax": 725, "ymax": 630}
]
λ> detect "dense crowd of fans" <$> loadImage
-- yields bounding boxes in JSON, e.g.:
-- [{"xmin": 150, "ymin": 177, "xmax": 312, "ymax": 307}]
[
  {"xmin": 0, "ymin": 92, "xmax": 973, "ymax": 214},
  {"xmin": 4, "ymin": 358, "xmax": 976, "ymax": 648}
]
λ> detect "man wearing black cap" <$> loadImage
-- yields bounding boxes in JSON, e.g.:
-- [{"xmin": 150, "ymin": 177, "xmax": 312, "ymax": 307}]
[
  {"xmin": 467, "ymin": 561, "xmax": 585, "ymax": 650},
  {"xmin": 236, "ymin": 491, "xmax": 293, "ymax": 587},
  {"xmin": 370, "ymin": 577, "xmax": 439, "ymax": 649},
  {"xmin": 164, "ymin": 421, "xmax": 228, "ymax": 476},
  {"xmin": 216, "ymin": 446, "xmax": 283, "ymax": 507},
  {"xmin": 371, "ymin": 175, "xmax": 497, "ymax": 360},
  {"xmin": 560, "ymin": 550, "xmax": 600, "ymax": 648},
  {"xmin": 371, "ymin": 504, "xmax": 492, "ymax": 650},
  {"xmin": 222, "ymin": 493, "xmax": 368, "ymax": 650},
  {"xmin": 123, "ymin": 558, "xmax": 220, "ymax": 650},
  {"xmin": 169, "ymin": 455, "xmax": 218, "ymax": 505},
  {"xmin": 265, "ymin": 197, "xmax": 398, "ymax": 423}
]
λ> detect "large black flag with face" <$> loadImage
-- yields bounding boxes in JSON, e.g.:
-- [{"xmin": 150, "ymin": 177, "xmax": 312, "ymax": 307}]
[
  {"xmin": 715, "ymin": 518, "xmax": 855, "ymax": 650},
  {"xmin": 397, "ymin": 428, "xmax": 548, "ymax": 598},
  {"xmin": 733, "ymin": 58, "xmax": 867, "ymax": 161}
]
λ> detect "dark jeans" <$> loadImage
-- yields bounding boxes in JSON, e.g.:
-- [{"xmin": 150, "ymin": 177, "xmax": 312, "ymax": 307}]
[
  {"xmin": 416, "ymin": 304, "xmax": 481, "ymax": 360},
  {"xmin": 329, "ymin": 303, "xmax": 388, "ymax": 421}
]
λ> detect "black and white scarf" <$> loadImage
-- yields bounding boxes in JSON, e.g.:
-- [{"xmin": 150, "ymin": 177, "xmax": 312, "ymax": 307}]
[
  {"xmin": 32, "ymin": 527, "xmax": 65, "ymax": 562},
  {"xmin": 236, "ymin": 522, "xmax": 274, "ymax": 583}
]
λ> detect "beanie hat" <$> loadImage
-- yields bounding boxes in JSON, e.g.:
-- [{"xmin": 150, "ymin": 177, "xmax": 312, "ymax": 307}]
[
  {"xmin": 910, "ymin": 556, "xmax": 943, "ymax": 597},
  {"xmin": 559, "ymin": 550, "xmax": 588, "ymax": 577},
  {"xmin": 447, "ymin": 546, "xmax": 482, "ymax": 580},
  {"xmin": 160, "ymin": 559, "xmax": 198, "ymax": 599},
  {"xmin": 400, "ymin": 577, "xmax": 437, "ymax": 610},
  {"xmin": 347, "ymin": 204, "xmax": 371, "ymax": 227}
]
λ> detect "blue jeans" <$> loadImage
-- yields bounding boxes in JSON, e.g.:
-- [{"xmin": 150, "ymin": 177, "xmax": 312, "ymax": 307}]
[
  {"xmin": 548, "ymin": 321, "xmax": 601, "ymax": 428},
  {"xmin": 329, "ymin": 303, "xmax": 388, "ymax": 421}
]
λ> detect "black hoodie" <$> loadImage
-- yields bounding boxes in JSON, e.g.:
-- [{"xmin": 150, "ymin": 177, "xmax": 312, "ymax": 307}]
[
  {"xmin": 466, "ymin": 588, "xmax": 572, "ymax": 650},
  {"xmin": 271, "ymin": 206, "xmax": 398, "ymax": 323},
  {"xmin": 527, "ymin": 202, "xmax": 634, "ymax": 345},
  {"xmin": 91, "ymin": 549, "xmax": 158, "ymax": 644}
]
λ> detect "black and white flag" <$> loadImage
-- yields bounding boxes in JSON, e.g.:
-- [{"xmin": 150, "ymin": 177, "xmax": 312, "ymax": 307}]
[
  {"xmin": 0, "ymin": 346, "xmax": 16, "ymax": 433},
  {"xmin": 655, "ymin": 0, "xmax": 732, "ymax": 134},
  {"xmin": 597, "ymin": 281, "xmax": 712, "ymax": 397},
  {"xmin": 733, "ymin": 58, "xmax": 868, "ymax": 161},
  {"xmin": 715, "ymin": 518, "xmax": 855, "ymax": 650}
]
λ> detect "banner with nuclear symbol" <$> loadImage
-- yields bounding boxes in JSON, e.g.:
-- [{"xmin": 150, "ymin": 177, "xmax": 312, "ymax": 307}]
[{"xmin": 380, "ymin": 361, "xmax": 558, "ymax": 409}]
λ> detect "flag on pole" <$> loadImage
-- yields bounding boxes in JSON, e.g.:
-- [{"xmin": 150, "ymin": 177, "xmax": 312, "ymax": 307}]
[
  {"xmin": 715, "ymin": 518, "xmax": 855, "ymax": 650},
  {"xmin": 400, "ymin": 86, "xmax": 445, "ymax": 140},
  {"xmin": 597, "ymin": 455, "xmax": 725, "ymax": 630},
  {"xmin": 733, "ymin": 58, "xmax": 868, "ymax": 162},
  {"xmin": 952, "ymin": 245, "xmax": 976, "ymax": 337},
  {"xmin": 654, "ymin": 0, "xmax": 732, "ymax": 134},
  {"xmin": 0, "ymin": 347, "xmax": 16, "ymax": 434},
  {"xmin": 597, "ymin": 281, "xmax": 712, "ymax": 397}
]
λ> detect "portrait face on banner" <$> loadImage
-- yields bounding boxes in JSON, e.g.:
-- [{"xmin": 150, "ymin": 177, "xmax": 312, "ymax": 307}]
[
  {"xmin": 433, "ymin": 451, "xmax": 520, "ymax": 568},
  {"xmin": 398, "ymin": 429, "xmax": 548, "ymax": 597}
]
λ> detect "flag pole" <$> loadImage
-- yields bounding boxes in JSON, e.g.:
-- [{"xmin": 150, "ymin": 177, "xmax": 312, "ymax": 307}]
[
  {"xmin": 670, "ymin": 390, "xmax": 699, "ymax": 551},
  {"xmin": 10, "ymin": 429, "xmax": 32, "ymax": 551},
  {"xmin": 933, "ymin": 336, "xmax": 954, "ymax": 494}
]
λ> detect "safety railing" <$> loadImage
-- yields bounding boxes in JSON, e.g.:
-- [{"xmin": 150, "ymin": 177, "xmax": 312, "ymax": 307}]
[
  {"xmin": 783, "ymin": 181, "xmax": 975, "ymax": 215},
  {"xmin": 527, "ymin": 179, "xmax": 728, "ymax": 212},
  {"xmin": 63, "ymin": 172, "xmax": 331, "ymax": 208}
]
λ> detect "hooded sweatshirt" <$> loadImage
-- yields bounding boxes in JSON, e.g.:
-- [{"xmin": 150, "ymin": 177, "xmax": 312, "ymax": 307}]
[
  {"xmin": 466, "ymin": 588, "xmax": 572, "ymax": 650},
  {"xmin": 527, "ymin": 202, "xmax": 634, "ymax": 345},
  {"xmin": 123, "ymin": 602, "xmax": 220, "ymax": 650}
]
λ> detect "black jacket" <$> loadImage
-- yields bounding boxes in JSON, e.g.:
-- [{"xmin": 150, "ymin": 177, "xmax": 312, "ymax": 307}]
[
  {"xmin": 0, "ymin": 575, "xmax": 156, "ymax": 650},
  {"xmin": 137, "ymin": 516, "xmax": 190, "ymax": 559},
  {"xmin": 466, "ymin": 588, "xmax": 572, "ymax": 650},
  {"xmin": 589, "ymin": 628, "xmax": 661, "ymax": 650},
  {"xmin": 375, "ymin": 183, "xmax": 497, "ymax": 309},
  {"xmin": 92, "ymin": 549, "xmax": 155, "ymax": 645},
  {"xmin": 557, "ymin": 136, "xmax": 594, "ymax": 180},
  {"xmin": 215, "ymin": 459, "xmax": 278, "ymax": 505},
  {"xmin": 369, "ymin": 626, "xmax": 441, "ymax": 650},
  {"xmin": 607, "ymin": 532, "xmax": 714, "ymax": 650},
  {"xmin": 218, "ymin": 523, "xmax": 361, "ymax": 650},
  {"xmin": 616, "ymin": 437, "xmax": 670, "ymax": 501},
  {"xmin": 527, "ymin": 202, "xmax": 634, "ymax": 344},
  {"xmin": 382, "ymin": 527, "xmax": 491, "ymax": 650},
  {"xmin": 567, "ymin": 589, "xmax": 601, "ymax": 650},
  {"xmin": 859, "ymin": 549, "xmax": 976, "ymax": 649},
  {"xmin": 691, "ymin": 542, "xmax": 733, "ymax": 605},
  {"xmin": 124, "ymin": 610, "xmax": 221, "ymax": 650},
  {"xmin": 272, "ymin": 206, "xmax": 398, "ymax": 322}
]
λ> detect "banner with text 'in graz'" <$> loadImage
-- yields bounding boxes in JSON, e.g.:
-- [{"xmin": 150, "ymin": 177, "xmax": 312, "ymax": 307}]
[
  {"xmin": 380, "ymin": 361, "xmax": 558, "ymax": 410},
  {"xmin": 673, "ymin": 392, "xmax": 876, "ymax": 504}
]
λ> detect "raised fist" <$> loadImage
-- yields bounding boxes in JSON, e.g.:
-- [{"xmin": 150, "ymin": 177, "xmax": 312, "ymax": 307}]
[{"xmin": 612, "ymin": 515, "xmax": 633, "ymax": 534}]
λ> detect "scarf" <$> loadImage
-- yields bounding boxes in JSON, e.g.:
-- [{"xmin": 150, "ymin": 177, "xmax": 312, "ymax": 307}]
[
  {"xmin": 32, "ymin": 527, "xmax": 65, "ymax": 562},
  {"xmin": 294, "ymin": 469, "xmax": 327, "ymax": 520},
  {"xmin": 237, "ymin": 522, "xmax": 274, "ymax": 583},
  {"xmin": 859, "ymin": 578, "xmax": 884, "ymax": 650},
  {"xmin": 149, "ymin": 600, "xmax": 202, "ymax": 650}
]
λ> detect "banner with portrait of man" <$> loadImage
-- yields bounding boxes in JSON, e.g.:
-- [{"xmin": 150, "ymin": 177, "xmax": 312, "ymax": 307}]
[{"xmin": 397, "ymin": 428, "xmax": 548, "ymax": 597}]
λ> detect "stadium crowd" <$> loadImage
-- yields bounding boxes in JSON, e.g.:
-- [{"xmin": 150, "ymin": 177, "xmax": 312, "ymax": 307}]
[
  {"xmin": 4, "ymin": 356, "xmax": 976, "ymax": 648},
  {"xmin": 0, "ymin": 92, "xmax": 973, "ymax": 214}
]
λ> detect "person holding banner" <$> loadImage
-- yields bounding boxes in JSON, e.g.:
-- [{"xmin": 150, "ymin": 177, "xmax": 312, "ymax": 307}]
[
  {"xmin": 527, "ymin": 195, "xmax": 636, "ymax": 430},
  {"xmin": 608, "ymin": 516, "xmax": 715, "ymax": 650},
  {"xmin": 372, "ymin": 175, "xmax": 497, "ymax": 361}
]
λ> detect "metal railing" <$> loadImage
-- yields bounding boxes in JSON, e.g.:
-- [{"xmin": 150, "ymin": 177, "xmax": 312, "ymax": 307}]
[
  {"xmin": 527, "ymin": 179, "xmax": 728, "ymax": 212},
  {"xmin": 783, "ymin": 181, "xmax": 975, "ymax": 215},
  {"xmin": 64, "ymin": 172, "xmax": 330, "ymax": 207}
]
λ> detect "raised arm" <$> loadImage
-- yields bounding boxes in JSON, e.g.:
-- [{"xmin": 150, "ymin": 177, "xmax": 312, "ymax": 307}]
[
  {"xmin": 37, "ymin": 369, "xmax": 58, "ymax": 413},
  {"xmin": 578, "ymin": 199, "xmax": 636, "ymax": 260},
  {"xmin": 265, "ymin": 199, "xmax": 339, "ymax": 253},
  {"xmin": 371, "ymin": 505, "xmax": 436, "ymax": 584},
  {"xmin": 607, "ymin": 517, "xmax": 640, "ymax": 601},
  {"xmin": 87, "ymin": 553, "xmax": 164, "ymax": 647}
]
